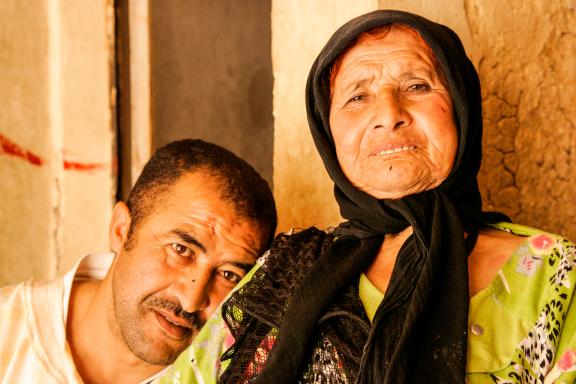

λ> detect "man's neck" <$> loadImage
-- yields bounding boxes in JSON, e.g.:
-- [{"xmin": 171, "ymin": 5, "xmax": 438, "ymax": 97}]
[{"xmin": 66, "ymin": 277, "xmax": 167, "ymax": 384}]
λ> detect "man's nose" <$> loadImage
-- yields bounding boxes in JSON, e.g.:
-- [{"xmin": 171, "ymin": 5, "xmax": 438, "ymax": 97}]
[
  {"xmin": 370, "ymin": 89, "xmax": 411, "ymax": 131},
  {"xmin": 172, "ymin": 267, "xmax": 211, "ymax": 314}
]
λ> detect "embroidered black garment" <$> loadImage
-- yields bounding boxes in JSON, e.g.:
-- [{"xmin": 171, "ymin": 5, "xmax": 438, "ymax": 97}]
[
  {"xmin": 220, "ymin": 228, "xmax": 378, "ymax": 383},
  {"xmin": 221, "ymin": 9, "xmax": 509, "ymax": 384}
]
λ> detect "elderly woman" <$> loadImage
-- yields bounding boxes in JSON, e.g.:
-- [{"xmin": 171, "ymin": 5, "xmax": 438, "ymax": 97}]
[{"xmin": 159, "ymin": 10, "xmax": 576, "ymax": 384}]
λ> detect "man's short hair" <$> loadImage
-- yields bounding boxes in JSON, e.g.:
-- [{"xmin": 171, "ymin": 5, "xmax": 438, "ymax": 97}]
[{"xmin": 125, "ymin": 139, "xmax": 277, "ymax": 249}]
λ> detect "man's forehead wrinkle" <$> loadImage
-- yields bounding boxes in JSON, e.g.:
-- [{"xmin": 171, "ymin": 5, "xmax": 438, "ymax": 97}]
[
  {"xmin": 174, "ymin": 210, "xmax": 262, "ymax": 257},
  {"xmin": 142, "ymin": 170, "xmax": 265, "ymax": 258},
  {"xmin": 216, "ymin": 218, "xmax": 264, "ymax": 257},
  {"xmin": 213, "ymin": 218, "xmax": 255, "ymax": 243}
]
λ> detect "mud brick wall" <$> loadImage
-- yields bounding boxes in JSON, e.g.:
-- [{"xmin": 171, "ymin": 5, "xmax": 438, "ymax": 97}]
[
  {"xmin": 469, "ymin": 1, "xmax": 576, "ymax": 239},
  {"xmin": 273, "ymin": 0, "xmax": 576, "ymax": 239}
]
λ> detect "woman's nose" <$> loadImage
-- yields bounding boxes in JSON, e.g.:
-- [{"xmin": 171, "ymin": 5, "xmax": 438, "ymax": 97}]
[{"xmin": 371, "ymin": 90, "xmax": 410, "ymax": 131}]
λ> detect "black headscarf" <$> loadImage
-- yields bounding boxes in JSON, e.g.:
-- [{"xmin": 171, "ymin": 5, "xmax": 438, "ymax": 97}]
[{"xmin": 254, "ymin": 10, "xmax": 509, "ymax": 383}]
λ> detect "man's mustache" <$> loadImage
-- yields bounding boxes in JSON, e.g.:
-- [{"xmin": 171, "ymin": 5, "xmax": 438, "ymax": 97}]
[{"xmin": 147, "ymin": 297, "xmax": 204, "ymax": 330}]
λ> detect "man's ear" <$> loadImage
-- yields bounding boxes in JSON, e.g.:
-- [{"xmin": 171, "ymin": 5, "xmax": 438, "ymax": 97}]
[{"xmin": 109, "ymin": 201, "xmax": 132, "ymax": 254}]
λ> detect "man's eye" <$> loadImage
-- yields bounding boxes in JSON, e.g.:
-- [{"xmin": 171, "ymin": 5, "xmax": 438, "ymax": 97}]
[
  {"xmin": 218, "ymin": 270, "xmax": 242, "ymax": 284},
  {"xmin": 170, "ymin": 243, "xmax": 194, "ymax": 258},
  {"xmin": 406, "ymin": 82, "xmax": 431, "ymax": 93}
]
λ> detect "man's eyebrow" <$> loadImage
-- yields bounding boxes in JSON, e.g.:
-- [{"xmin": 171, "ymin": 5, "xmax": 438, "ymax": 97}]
[
  {"xmin": 171, "ymin": 230, "xmax": 207, "ymax": 253},
  {"xmin": 230, "ymin": 261, "xmax": 256, "ymax": 273}
]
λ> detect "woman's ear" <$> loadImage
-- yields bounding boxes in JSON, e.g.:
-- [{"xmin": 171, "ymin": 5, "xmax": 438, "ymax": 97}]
[{"xmin": 109, "ymin": 201, "xmax": 132, "ymax": 254}]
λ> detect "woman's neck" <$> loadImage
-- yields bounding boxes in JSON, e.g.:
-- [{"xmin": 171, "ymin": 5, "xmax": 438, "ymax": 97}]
[
  {"xmin": 364, "ymin": 225, "xmax": 526, "ymax": 297},
  {"xmin": 365, "ymin": 226, "xmax": 413, "ymax": 293}
]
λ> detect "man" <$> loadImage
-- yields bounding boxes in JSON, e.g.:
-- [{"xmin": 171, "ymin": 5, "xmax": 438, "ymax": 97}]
[{"xmin": 0, "ymin": 139, "xmax": 277, "ymax": 383}]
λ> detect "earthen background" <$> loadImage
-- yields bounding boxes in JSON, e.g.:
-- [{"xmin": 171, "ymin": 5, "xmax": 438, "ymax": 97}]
[
  {"xmin": 149, "ymin": 0, "xmax": 274, "ymax": 184},
  {"xmin": 0, "ymin": 1, "xmax": 115, "ymax": 285},
  {"xmin": 273, "ymin": 0, "xmax": 576, "ymax": 241},
  {"xmin": 0, "ymin": 1, "xmax": 575, "ymax": 285},
  {"xmin": 469, "ymin": 1, "xmax": 576, "ymax": 238}
]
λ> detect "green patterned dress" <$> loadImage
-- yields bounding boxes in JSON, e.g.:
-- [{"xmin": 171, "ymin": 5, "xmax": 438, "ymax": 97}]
[{"xmin": 156, "ymin": 223, "xmax": 576, "ymax": 384}]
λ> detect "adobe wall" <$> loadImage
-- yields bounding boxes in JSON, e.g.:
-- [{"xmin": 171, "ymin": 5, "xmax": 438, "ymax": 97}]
[
  {"xmin": 272, "ymin": 0, "xmax": 378, "ymax": 232},
  {"xmin": 1, "ymin": 1, "xmax": 574, "ymax": 285},
  {"xmin": 272, "ymin": 0, "xmax": 576, "ymax": 239},
  {"xmin": 0, "ymin": 1, "xmax": 115, "ymax": 285},
  {"xmin": 466, "ymin": 0, "xmax": 576, "ymax": 239}
]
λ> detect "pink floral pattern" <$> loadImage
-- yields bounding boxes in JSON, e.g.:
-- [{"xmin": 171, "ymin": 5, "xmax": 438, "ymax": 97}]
[
  {"xmin": 529, "ymin": 234, "xmax": 555, "ymax": 254},
  {"xmin": 557, "ymin": 349, "xmax": 576, "ymax": 372},
  {"xmin": 516, "ymin": 254, "xmax": 543, "ymax": 276}
]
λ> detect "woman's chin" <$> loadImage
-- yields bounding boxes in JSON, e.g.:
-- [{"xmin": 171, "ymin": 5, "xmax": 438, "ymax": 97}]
[
  {"xmin": 364, "ymin": 189, "xmax": 415, "ymax": 200},
  {"xmin": 358, "ymin": 177, "xmax": 437, "ymax": 200}
]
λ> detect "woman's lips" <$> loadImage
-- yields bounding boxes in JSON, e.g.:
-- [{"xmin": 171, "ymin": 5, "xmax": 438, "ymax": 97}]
[
  {"xmin": 153, "ymin": 310, "xmax": 192, "ymax": 339},
  {"xmin": 372, "ymin": 145, "xmax": 416, "ymax": 156}
]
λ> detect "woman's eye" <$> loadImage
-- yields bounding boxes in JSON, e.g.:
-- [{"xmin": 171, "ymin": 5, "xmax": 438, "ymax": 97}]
[
  {"xmin": 218, "ymin": 270, "xmax": 242, "ymax": 284},
  {"xmin": 407, "ymin": 82, "xmax": 431, "ymax": 93},
  {"xmin": 170, "ymin": 243, "xmax": 194, "ymax": 258},
  {"xmin": 350, "ymin": 95, "xmax": 363, "ymax": 102}
]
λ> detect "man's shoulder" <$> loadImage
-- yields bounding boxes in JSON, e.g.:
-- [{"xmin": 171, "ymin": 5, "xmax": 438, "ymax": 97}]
[
  {"xmin": 0, "ymin": 277, "xmax": 64, "ymax": 333},
  {"xmin": 0, "ymin": 279, "xmax": 45, "ymax": 378},
  {"xmin": 0, "ymin": 272, "xmax": 88, "ymax": 382}
]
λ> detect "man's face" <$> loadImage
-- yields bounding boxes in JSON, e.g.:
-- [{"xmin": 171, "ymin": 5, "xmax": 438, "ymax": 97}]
[{"xmin": 110, "ymin": 170, "xmax": 265, "ymax": 365}]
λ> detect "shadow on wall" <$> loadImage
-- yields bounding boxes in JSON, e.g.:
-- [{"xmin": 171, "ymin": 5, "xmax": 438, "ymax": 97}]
[{"xmin": 148, "ymin": 0, "xmax": 273, "ymax": 186}]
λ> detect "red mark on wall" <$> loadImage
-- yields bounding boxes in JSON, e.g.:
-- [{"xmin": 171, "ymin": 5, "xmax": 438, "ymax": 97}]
[
  {"xmin": 0, "ymin": 133, "xmax": 43, "ymax": 166},
  {"xmin": 62, "ymin": 149, "xmax": 106, "ymax": 171},
  {"xmin": 0, "ymin": 133, "xmax": 107, "ymax": 171},
  {"xmin": 63, "ymin": 160, "xmax": 105, "ymax": 171}
]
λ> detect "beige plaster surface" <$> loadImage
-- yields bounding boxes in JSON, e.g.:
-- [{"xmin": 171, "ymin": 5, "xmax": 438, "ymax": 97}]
[
  {"xmin": 0, "ymin": 1, "xmax": 115, "ymax": 285},
  {"xmin": 272, "ymin": 0, "xmax": 576, "ymax": 239},
  {"xmin": 58, "ymin": 1, "xmax": 115, "ymax": 274},
  {"xmin": 129, "ymin": 0, "xmax": 152, "ymax": 185},
  {"xmin": 0, "ymin": 1, "xmax": 55, "ymax": 283},
  {"xmin": 272, "ymin": 0, "xmax": 378, "ymax": 232}
]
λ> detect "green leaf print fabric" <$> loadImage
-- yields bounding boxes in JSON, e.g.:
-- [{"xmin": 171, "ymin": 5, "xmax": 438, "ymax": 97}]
[{"xmin": 155, "ymin": 224, "xmax": 576, "ymax": 384}]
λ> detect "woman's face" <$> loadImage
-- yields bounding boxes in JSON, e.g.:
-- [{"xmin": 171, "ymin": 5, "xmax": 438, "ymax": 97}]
[{"xmin": 329, "ymin": 29, "xmax": 458, "ymax": 200}]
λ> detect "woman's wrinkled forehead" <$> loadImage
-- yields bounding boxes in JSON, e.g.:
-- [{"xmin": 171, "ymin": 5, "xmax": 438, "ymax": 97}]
[{"xmin": 328, "ymin": 24, "xmax": 447, "ymax": 99}]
